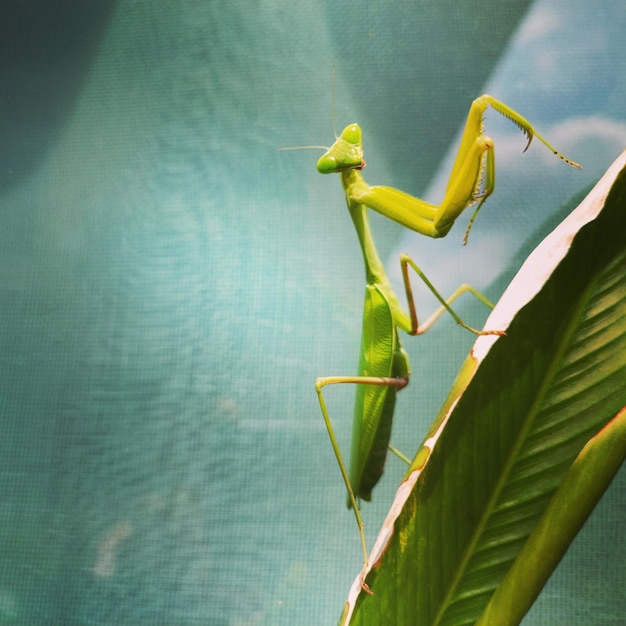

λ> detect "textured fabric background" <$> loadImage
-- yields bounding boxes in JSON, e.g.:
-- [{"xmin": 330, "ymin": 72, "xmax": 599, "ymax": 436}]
[{"xmin": 0, "ymin": 1, "xmax": 624, "ymax": 623}]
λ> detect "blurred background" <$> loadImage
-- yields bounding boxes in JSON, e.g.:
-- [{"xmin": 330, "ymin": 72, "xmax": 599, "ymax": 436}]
[{"xmin": 0, "ymin": 1, "xmax": 624, "ymax": 623}]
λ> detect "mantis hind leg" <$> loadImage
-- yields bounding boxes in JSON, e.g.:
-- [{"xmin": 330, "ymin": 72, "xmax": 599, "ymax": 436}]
[{"xmin": 315, "ymin": 374, "xmax": 407, "ymax": 594}]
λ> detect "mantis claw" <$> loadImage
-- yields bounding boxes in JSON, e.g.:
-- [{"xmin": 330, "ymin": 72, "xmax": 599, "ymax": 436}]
[{"xmin": 359, "ymin": 569, "xmax": 374, "ymax": 596}]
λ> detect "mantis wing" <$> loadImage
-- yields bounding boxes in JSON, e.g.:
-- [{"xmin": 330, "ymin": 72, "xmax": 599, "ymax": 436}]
[{"xmin": 348, "ymin": 284, "xmax": 408, "ymax": 504}]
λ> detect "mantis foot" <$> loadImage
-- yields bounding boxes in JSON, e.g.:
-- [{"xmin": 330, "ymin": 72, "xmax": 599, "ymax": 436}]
[
  {"xmin": 359, "ymin": 572, "xmax": 374, "ymax": 596},
  {"xmin": 459, "ymin": 322, "xmax": 507, "ymax": 337}
]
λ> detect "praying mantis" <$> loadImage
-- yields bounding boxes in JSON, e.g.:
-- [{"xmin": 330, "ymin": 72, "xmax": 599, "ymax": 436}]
[{"xmin": 289, "ymin": 94, "xmax": 581, "ymax": 591}]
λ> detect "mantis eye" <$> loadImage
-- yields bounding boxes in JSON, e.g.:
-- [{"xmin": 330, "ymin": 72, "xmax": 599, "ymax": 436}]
[
  {"xmin": 341, "ymin": 123, "xmax": 361, "ymax": 145},
  {"xmin": 316, "ymin": 154, "xmax": 339, "ymax": 174}
]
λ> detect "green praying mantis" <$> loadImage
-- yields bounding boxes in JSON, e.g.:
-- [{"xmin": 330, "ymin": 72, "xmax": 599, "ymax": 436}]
[{"xmin": 286, "ymin": 94, "xmax": 581, "ymax": 591}]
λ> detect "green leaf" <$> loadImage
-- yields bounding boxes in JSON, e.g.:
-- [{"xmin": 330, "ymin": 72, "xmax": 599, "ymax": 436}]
[
  {"xmin": 476, "ymin": 406, "xmax": 626, "ymax": 625},
  {"xmin": 342, "ymin": 152, "xmax": 626, "ymax": 626}
]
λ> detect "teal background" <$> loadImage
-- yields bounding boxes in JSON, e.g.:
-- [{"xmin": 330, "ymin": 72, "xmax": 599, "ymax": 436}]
[{"xmin": 0, "ymin": 1, "xmax": 624, "ymax": 624}]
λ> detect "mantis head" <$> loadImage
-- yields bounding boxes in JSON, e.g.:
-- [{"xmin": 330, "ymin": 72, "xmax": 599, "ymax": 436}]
[{"xmin": 316, "ymin": 124, "xmax": 364, "ymax": 174}]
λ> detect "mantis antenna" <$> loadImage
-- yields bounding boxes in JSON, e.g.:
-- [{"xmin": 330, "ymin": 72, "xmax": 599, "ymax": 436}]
[{"xmin": 278, "ymin": 68, "xmax": 340, "ymax": 152}]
